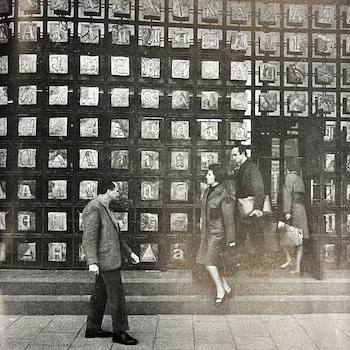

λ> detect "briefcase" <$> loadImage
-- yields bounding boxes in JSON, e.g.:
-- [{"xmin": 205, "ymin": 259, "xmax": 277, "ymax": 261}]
[{"xmin": 237, "ymin": 196, "xmax": 255, "ymax": 217}]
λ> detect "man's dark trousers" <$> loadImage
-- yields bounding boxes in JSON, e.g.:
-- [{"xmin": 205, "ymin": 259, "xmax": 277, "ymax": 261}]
[{"xmin": 87, "ymin": 269, "xmax": 129, "ymax": 332}]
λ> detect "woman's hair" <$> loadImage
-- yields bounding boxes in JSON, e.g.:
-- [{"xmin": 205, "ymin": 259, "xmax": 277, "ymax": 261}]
[
  {"xmin": 208, "ymin": 163, "xmax": 227, "ymax": 183},
  {"xmin": 286, "ymin": 158, "xmax": 301, "ymax": 173}
]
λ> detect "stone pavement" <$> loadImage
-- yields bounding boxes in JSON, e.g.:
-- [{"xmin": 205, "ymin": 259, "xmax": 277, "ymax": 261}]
[{"xmin": 0, "ymin": 313, "xmax": 350, "ymax": 350}]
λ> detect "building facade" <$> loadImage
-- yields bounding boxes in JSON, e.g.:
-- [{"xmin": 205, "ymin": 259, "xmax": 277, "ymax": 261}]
[{"xmin": 0, "ymin": 0, "xmax": 349, "ymax": 272}]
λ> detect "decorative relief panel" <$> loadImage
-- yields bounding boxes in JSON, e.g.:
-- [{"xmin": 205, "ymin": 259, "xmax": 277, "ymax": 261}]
[
  {"xmin": 79, "ymin": 180, "xmax": 98, "ymax": 200},
  {"xmin": 140, "ymin": 26, "xmax": 162, "ymax": 47},
  {"xmin": 141, "ymin": 119, "xmax": 160, "ymax": 139},
  {"xmin": 112, "ymin": 0, "xmax": 131, "ymax": 16},
  {"xmin": 200, "ymin": 151, "xmax": 219, "ymax": 170},
  {"xmin": 201, "ymin": 61, "xmax": 219, "ymax": 80},
  {"xmin": 171, "ymin": 121, "xmax": 190, "ymax": 140},
  {"xmin": 230, "ymin": 2, "xmax": 250, "ymax": 24},
  {"xmin": 0, "ymin": 55, "xmax": 8, "ymax": 74},
  {"xmin": 170, "ymin": 181, "xmax": 189, "ymax": 201},
  {"xmin": 170, "ymin": 213, "xmax": 188, "ymax": 231},
  {"xmin": 230, "ymin": 92, "xmax": 248, "ymax": 111},
  {"xmin": 0, "ymin": 86, "xmax": 7, "ymax": 105},
  {"xmin": 140, "ymin": 213, "xmax": 158, "ymax": 231},
  {"xmin": 19, "ymin": 22, "xmax": 38, "ymax": 42},
  {"xmin": 201, "ymin": 31, "xmax": 219, "ymax": 49},
  {"xmin": 79, "ymin": 149, "xmax": 98, "ymax": 169},
  {"xmin": 259, "ymin": 92, "xmax": 277, "ymax": 112},
  {"xmin": 111, "ymin": 57, "xmax": 130, "ymax": 76},
  {"xmin": 172, "ymin": 90, "xmax": 190, "ymax": 109},
  {"xmin": 49, "ymin": 86, "xmax": 68, "ymax": 105},
  {"xmin": 18, "ymin": 86, "xmax": 37, "ymax": 105},
  {"xmin": 48, "ymin": 243, "xmax": 67, "ymax": 262},
  {"xmin": 80, "ymin": 87, "xmax": 99, "ymax": 106},
  {"xmin": 140, "ymin": 243, "xmax": 158, "ymax": 262},
  {"xmin": 48, "ymin": 149, "xmax": 68, "ymax": 169},
  {"xmin": 230, "ymin": 122, "xmax": 248, "ymax": 140},
  {"xmin": 259, "ymin": 63, "xmax": 277, "ymax": 83},
  {"xmin": 200, "ymin": 120, "xmax": 219, "ymax": 140},
  {"xmin": 141, "ymin": 89, "xmax": 160, "ymax": 109},
  {"xmin": 80, "ymin": 56, "xmax": 99, "ymax": 75},
  {"xmin": 287, "ymin": 4, "xmax": 307, "ymax": 26},
  {"xmin": 171, "ymin": 151, "xmax": 189, "ymax": 171},
  {"xmin": 287, "ymin": 33, "xmax": 307, "ymax": 54},
  {"xmin": 201, "ymin": 91, "xmax": 218, "ymax": 110},
  {"xmin": 141, "ymin": 181, "xmax": 160, "ymax": 200},
  {"xmin": 18, "ymin": 117, "xmax": 37, "ymax": 137},
  {"xmin": 49, "ymin": 22, "xmax": 69, "ymax": 43},
  {"xmin": 18, "ymin": 243, "xmax": 36, "ymax": 262},
  {"xmin": 171, "ymin": 29, "xmax": 191, "ymax": 48},
  {"xmin": 80, "ymin": 118, "xmax": 98, "ymax": 137},
  {"xmin": 18, "ymin": 149, "xmax": 36, "ymax": 168},
  {"xmin": 287, "ymin": 63, "xmax": 306, "ymax": 84},
  {"xmin": 111, "ymin": 24, "xmax": 131, "ymax": 45},
  {"xmin": 172, "ymin": 60, "xmax": 190, "ymax": 79},
  {"xmin": 288, "ymin": 93, "xmax": 306, "ymax": 113},
  {"xmin": 111, "ymin": 88, "xmax": 129, "ymax": 107},
  {"xmin": 18, "ymin": 180, "xmax": 36, "ymax": 200},
  {"xmin": 80, "ymin": 24, "xmax": 100, "ymax": 44},
  {"xmin": 230, "ymin": 62, "xmax": 249, "ymax": 81},
  {"xmin": 48, "ymin": 180, "xmax": 67, "ymax": 200},
  {"xmin": 49, "ymin": 54, "xmax": 68, "ymax": 74},
  {"xmin": 141, "ymin": 151, "xmax": 159, "ymax": 170},
  {"xmin": 141, "ymin": 57, "xmax": 161, "ymax": 78},
  {"xmin": 19, "ymin": 54, "xmax": 37, "ymax": 74},
  {"xmin": 111, "ymin": 119, "xmax": 129, "ymax": 138},
  {"xmin": 18, "ymin": 211, "xmax": 36, "ymax": 231},
  {"xmin": 172, "ymin": 0, "xmax": 190, "ymax": 20},
  {"xmin": 51, "ymin": 0, "xmax": 70, "ymax": 13},
  {"xmin": 0, "ymin": 149, "xmax": 6, "ymax": 167},
  {"xmin": 230, "ymin": 32, "xmax": 249, "ymax": 51},
  {"xmin": 49, "ymin": 117, "xmax": 68, "ymax": 137},
  {"xmin": 111, "ymin": 150, "xmax": 129, "ymax": 169}
]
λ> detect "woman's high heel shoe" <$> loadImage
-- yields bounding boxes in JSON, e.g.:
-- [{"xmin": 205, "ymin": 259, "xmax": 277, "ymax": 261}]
[
  {"xmin": 215, "ymin": 294, "xmax": 226, "ymax": 307},
  {"xmin": 280, "ymin": 261, "xmax": 291, "ymax": 269}
]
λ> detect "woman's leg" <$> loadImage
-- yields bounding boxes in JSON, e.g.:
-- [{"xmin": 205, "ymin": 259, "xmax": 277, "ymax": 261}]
[
  {"xmin": 220, "ymin": 276, "xmax": 231, "ymax": 293},
  {"xmin": 294, "ymin": 245, "xmax": 303, "ymax": 273},
  {"xmin": 280, "ymin": 246, "xmax": 291, "ymax": 268},
  {"xmin": 206, "ymin": 265, "xmax": 225, "ymax": 299}
]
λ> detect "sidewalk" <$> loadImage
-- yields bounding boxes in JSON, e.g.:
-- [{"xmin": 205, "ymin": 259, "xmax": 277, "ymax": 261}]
[{"xmin": 1, "ymin": 313, "xmax": 350, "ymax": 350}]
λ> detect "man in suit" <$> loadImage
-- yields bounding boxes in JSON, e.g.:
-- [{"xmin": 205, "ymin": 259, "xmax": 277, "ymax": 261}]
[
  {"xmin": 231, "ymin": 146, "xmax": 265, "ymax": 272},
  {"xmin": 82, "ymin": 180, "xmax": 140, "ymax": 345}
]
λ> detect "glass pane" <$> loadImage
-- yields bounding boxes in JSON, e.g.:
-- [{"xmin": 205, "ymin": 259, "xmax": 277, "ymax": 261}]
[
  {"xmin": 284, "ymin": 138, "xmax": 298, "ymax": 157},
  {"xmin": 271, "ymin": 137, "xmax": 280, "ymax": 157},
  {"xmin": 271, "ymin": 160, "xmax": 279, "ymax": 205}
]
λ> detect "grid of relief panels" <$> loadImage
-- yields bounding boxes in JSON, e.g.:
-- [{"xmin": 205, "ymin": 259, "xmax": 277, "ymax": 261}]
[{"xmin": 0, "ymin": 0, "xmax": 350, "ymax": 269}]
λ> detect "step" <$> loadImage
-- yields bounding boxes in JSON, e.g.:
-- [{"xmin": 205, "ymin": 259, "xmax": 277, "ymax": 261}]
[
  {"xmin": 1, "ymin": 294, "xmax": 350, "ymax": 315},
  {"xmin": 0, "ymin": 270, "xmax": 349, "ymax": 296},
  {"xmin": 0, "ymin": 269, "xmax": 349, "ymax": 315}
]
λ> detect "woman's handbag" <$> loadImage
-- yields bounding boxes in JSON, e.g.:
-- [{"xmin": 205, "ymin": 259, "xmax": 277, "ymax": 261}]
[
  {"xmin": 237, "ymin": 196, "xmax": 255, "ymax": 217},
  {"xmin": 263, "ymin": 195, "xmax": 273, "ymax": 215},
  {"xmin": 278, "ymin": 221, "xmax": 303, "ymax": 246}
]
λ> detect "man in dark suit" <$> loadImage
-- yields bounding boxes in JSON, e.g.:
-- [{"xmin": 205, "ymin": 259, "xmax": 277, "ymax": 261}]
[
  {"xmin": 82, "ymin": 180, "xmax": 140, "ymax": 345},
  {"xmin": 231, "ymin": 146, "xmax": 265, "ymax": 272}
]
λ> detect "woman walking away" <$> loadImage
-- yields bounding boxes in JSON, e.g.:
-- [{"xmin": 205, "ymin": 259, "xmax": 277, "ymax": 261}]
[
  {"xmin": 280, "ymin": 158, "xmax": 310, "ymax": 274},
  {"xmin": 196, "ymin": 163, "xmax": 236, "ymax": 306}
]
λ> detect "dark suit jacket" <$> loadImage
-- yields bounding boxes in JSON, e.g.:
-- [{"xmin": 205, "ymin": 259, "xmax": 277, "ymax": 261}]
[
  {"xmin": 82, "ymin": 197, "xmax": 132, "ymax": 271},
  {"xmin": 236, "ymin": 158, "xmax": 264, "ymax": 210}
]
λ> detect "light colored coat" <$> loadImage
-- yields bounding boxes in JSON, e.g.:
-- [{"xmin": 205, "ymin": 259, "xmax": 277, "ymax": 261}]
[{"xmin": 82, "ymin": 197, "xmax": 132, "ymax": 271}]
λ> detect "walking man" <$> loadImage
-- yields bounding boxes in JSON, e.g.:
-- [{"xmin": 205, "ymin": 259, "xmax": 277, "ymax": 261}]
[
  {"xmin": 231, "ymin": 146, "xmax": 265, "ymax": 273},
  {"xmin": 83, "ymin": 180, "xmax": 140, "ymax": 345}
]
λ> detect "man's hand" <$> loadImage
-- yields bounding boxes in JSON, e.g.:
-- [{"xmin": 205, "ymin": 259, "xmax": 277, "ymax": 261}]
[
  {"xmin": 285, "ymin": 213, "xmax": 291, "ymax": 220},
  {"xmin": 250, "ymin": 209, "xmax": 263, "ymax": 218},
  {"xmin": 89, "ymin": 264, "xmax": 99, "ymax": 275},
  {"xmin": 130, "ymin": 252, "xmax": 140, "ymax": 264}
]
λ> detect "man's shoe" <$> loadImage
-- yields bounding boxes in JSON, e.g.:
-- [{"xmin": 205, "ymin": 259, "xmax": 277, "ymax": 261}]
[
  {"xmin": 85, "ymin": 328, "xmax": 113, "ymax": 338},
  {"xmin": 113, "ymin": 331, "xmax": 138, "ymax": 345}
]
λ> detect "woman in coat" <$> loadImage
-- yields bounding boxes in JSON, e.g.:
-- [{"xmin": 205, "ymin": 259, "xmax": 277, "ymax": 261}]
[
  {"xmin": 280, "ymin": 158, "xmax": 310, "ymax": 273},
  {"xmin": 196, "ymin": 163, "xmax": 235, "ymax": 306}
]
